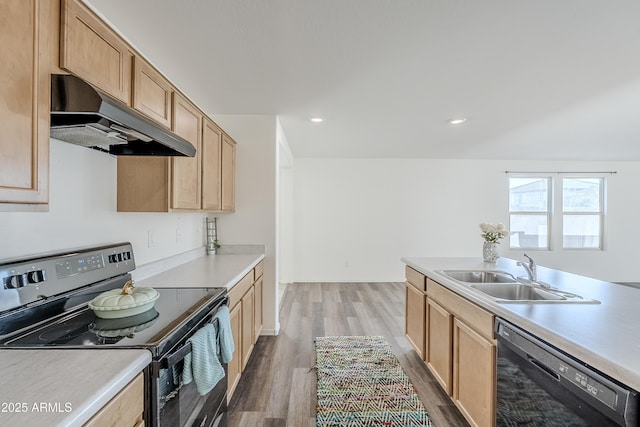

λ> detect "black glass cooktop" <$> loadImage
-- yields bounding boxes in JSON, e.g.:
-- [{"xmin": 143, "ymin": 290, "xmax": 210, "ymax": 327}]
[{"xmin": 2, "ymin": 287, "xmax": 226, "ymax": 355}]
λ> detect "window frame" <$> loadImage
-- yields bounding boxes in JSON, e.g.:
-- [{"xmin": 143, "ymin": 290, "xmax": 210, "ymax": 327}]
[
  {"xmin": 560, "ymin": 176, "xmax": 605, "ymax": 250},
  {"xmin": 508, "ymin": 176, "xmax": 552, "ymax": 250},
  {"xmin": 508, "ymin": 174, "xmax": 607, "ymax": 251}
]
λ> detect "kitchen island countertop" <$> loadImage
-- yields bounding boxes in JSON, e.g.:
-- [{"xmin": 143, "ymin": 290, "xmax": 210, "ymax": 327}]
[
  {"xmin": 0, "ymin": 349, "xmax": 151, "ymax": 427},
  {"xmin": 402, "ymin": 256, "xmax": 640, "ymax": 391}
]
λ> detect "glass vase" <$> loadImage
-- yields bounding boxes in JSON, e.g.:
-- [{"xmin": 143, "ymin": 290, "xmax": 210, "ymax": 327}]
[{"xmin": 483, "ymin": 241, "xmax": 499, "ymax": 263}]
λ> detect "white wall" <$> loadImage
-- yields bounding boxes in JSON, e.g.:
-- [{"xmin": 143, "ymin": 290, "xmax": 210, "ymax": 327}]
[
  {"xmin": 293, "ymin": 158, "xmax": 640, "ymax": 283},
  {"xmin": 0, "ymin": 139, "xmax": 206, "ymax": 264},
  {"xmin": 212, "ymin": 115, "xmax": 279, "ymax": 335},
  {"xmin": 277, "ymin": 120, "xmax": 295, "ymax": 286}
]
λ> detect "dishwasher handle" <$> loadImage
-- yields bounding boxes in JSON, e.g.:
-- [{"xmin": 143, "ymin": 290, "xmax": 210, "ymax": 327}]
[{"xmin": 527, "ymin": 355, "xmax": 561, "ymax": 382}]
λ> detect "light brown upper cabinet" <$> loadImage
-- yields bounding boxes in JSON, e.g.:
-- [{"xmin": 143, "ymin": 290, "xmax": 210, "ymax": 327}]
[
  {"xmin": 59, "ymin": 0, "xmax": 133, "ymax": 104},
  {"xmin": 133, "ymin": 56, "xmax": 173, "ymax": 129},
  {"xmin": 0, "ymin": 0, "xmax": 51, "ymax": 210},
  {"xmin": 55, "ymin": 0, "xmax": 236, "ymax": 213},
  {"xmin": 202, "ymin": 119, "xmax": 223, "ymax": 210},
  {"xmin": 117, "ymin": 101, "xmax": 235, "ymax": 213},
  {"xmin": 221, "ymin": 133, "xmax": 237, "ymax": 212},
  {"xmin": 171, "ymin": 93, "xmax": 202, "ymax": 210},
  {"xmin": 201, "ymin": 124, "xmax": 236, "ymax": 212}
]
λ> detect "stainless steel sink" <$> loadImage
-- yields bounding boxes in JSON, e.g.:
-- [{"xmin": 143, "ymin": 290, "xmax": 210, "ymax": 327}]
[
  {"xmin": 437, "ymin": 269, "xmax": 600, "ymax": 304},
  {"xmin": 438, "ymin": 270, "xmax": 518, "ymax": 283},
  {"xmin": 470, "ymin": 283, "xmax": 565, "ymax": 301}
]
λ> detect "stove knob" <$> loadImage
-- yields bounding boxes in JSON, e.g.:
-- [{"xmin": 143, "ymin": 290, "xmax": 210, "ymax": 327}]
[
  {"xmin": 5, "ymin": 274, "xmax": 27, "ymax": 289},
  {"xmin": 27, "ymin": 270, "xmax": 46, "ymax": 284}
]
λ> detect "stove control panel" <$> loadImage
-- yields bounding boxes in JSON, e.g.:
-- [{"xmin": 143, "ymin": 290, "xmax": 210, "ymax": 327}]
[
  {"xmin": 56, "ymin": 255, "xmax": 104, "ymax": 279},
  {"xmin": 0, "ymin": 242, "xmax": 135, "ymax": 313}
]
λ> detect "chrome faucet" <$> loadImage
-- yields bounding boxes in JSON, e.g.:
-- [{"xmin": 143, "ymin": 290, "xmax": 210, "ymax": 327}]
[{"xmin": 517, "ymin": 254, "xmax": 537, "ymax": 283}]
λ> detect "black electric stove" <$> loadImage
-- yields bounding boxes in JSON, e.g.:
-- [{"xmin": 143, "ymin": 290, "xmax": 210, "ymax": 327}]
[{"xmin": 0, "ymin": 242, "xmax": 229, "ymax": 427}]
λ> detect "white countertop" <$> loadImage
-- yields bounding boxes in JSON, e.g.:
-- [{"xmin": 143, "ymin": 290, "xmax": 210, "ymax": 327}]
[
  {"xmin": 402, "ymin": 256, "xmax": 640, "ymax": 391},
  {"xmin": 0, "ymin": 349, "xmax": 151, "ymax": 427},
  {"xmin": 134, "ymin": 252, "xmax": 264, "ymax": 289}
]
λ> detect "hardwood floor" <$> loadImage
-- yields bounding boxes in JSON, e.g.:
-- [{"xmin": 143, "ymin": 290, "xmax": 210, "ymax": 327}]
[{"xmin": 228, "ymin": 282, "xmax": 470, "ymax": 427}]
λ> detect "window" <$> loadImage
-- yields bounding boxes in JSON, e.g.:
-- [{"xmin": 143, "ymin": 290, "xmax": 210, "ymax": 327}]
[
  {"xmin": 509, "ymin": 178, "xmax": 551, "ymax": 249},
  {"xmin": 562, "ymin": 178, "xmax": 603, "ymax": 249},
  {"xmin": 508, "ymin": 176, "xmax": 605, "ymax": 250}
]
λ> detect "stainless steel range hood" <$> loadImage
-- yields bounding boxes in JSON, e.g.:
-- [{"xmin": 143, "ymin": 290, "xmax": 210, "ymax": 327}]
[{"xmin": 50, "ymin": 74, "xmax": 196, "ymax": 157}]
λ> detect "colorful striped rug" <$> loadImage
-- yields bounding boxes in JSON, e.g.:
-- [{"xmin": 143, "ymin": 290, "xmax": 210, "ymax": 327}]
[{"xmin": 315, "ymin": 336, "xmax": 433, "ymax": 426}]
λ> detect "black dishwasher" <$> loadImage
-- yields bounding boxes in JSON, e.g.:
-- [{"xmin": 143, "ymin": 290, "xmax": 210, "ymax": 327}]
[{"xmin": 495, "ymin": 318, "xmax": 639, "ymax": 426}]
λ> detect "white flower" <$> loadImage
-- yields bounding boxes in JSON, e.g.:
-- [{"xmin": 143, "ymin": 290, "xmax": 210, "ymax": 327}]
[{"xmin": 479, "ymin": 223, "xmax": 509, "ymax": 243}]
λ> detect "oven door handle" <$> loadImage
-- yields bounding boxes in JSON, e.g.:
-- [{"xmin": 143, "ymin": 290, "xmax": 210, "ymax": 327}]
[
  {"xmin": 161, "ymin": 295, "xmax": 229, "ymax": 369},
  {"xmin": 164, "ymin": 341, "xmax": 192, "ymax": 369}
]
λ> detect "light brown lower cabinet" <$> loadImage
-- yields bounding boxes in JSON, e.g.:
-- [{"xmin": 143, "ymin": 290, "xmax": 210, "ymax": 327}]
[
  {"xmin": 241, "ymin": 285, "xmax": 255, "ymax": 369},
  {"xmin": 404, "ymin": 273, "xmax": 497, "ymax": 427},
  {"xmin": 226, "ymin": 261, "xmax": 264, "ymax": 402},
  {"xmin": 254, "ymin": 276, "xmax": 263, "ymax": 338},
  {"xmin": 405, "ymin": 282, "xmax": 425, "ymax": 358},
  {"xmin": 227, "ymin": 302, "xmax": 242, "ymax": 398},
  {"xmin": 84, "ymin": 372, "xmax": 144, "ymax": 427},
  {"xmin": 426, "ymin": 297, "xmax": 453, "ymax": 395},
  {"xmin": 453, "ymin": 318, "xmax": 496, "ymax": 427},
  {"xmin": 404, "ymin": 266, "xmax": 427, "ymax": 358}
]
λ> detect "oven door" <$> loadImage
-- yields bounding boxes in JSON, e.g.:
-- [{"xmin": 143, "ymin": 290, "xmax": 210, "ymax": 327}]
[{"xmin": 151, "ymin": 302, "xmax": 228, "ymax": 427}]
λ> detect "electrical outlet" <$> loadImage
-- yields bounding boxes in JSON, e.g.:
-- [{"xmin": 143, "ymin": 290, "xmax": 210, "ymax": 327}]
[{"xmin": 148, "ymin": 230, "xmax": 156, "ymax": 248}]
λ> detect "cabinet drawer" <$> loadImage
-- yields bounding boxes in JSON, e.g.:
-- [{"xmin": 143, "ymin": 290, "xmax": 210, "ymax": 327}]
[
  {"xmin": 406, "ymin": 266, "xmax": 426, "ymax": 292},
  {"xmin": 427, "ymin": 279, "xmax": 494, "ymax": 341},
  {"xmin": 84, "ymin": 372, "xmax": 144, "ymax": 427},
  {"xmin": 228, "ymin": 271, "xmax": 254, "ymax": 308}
]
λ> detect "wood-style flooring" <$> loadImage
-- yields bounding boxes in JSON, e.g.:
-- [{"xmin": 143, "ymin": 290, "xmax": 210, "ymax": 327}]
[{"xmin": 228, "ymin": 282, "xmax": 470, "ymax": 427}]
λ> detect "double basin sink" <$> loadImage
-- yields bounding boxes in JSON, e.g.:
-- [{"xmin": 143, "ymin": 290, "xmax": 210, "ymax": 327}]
[{"xmin": 436, "ymin": 270, "xmax": 599, "ymax": 304}]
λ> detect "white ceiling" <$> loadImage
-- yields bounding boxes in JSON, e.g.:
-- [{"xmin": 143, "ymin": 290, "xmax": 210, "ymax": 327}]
[{"xmin": 86, "ymin": 0, "xmax": 640, "ymax": 160}]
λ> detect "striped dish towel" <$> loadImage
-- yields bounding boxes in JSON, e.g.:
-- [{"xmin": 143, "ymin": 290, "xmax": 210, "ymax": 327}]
[{"xmin": 182, "ymin": 323, "xmax": 224, "ymax": 395}]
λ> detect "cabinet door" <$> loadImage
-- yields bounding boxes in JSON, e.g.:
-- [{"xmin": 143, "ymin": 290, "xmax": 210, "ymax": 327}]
[
  {"xmin": 60, "ymin": 0, "xmax": 132, "ymax": 103},
  {"xmin": 133, "ymin": 56, "xmax": 172, "ymax": 128},
  {"xmin": 241, "ymin": 286, "xmax": 255, "ymax": 370},
  {"xmin": 453, "ymin": 319, "xmax": 496, "ymax": 427},
  {"xmin": 426, "ymin": 297, "xmax": 453, "ymax": 395},
  {"xmin": 117, "ymin": 157, "xmax": 170, "ymax": 212},
  {"xmin": 221, "ymin": 134, "xmax": 236, "ymax": 212},
  {"xmin": 254, "ymin": 276, "xmax": 263, "ymax": 338},
  {"xmin": 171, "ymin": 92, "xmax": 202, "ymax": 209},
  {"xmin": 405, "ymin": 283, "xmax": 425, "ymax": 358},
  {"xmin": 84, "ymin": 372, "xmax": 144, "ymax": 427},
  {"xmin": 0, "ymin": 0, "xmax": 50, "ymax": 208},
  {"xmin": 201, "ymin": 119, "xmax": 222, "ymax": 210},
  {"xmin": 227, "ymin": 302, "xmax": 242, "ymax": 400}
]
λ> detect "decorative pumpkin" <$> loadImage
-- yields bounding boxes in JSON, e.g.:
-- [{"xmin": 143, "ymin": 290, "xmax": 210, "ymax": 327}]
[{"xmin": 89, "ymin": 280, "xmax": 159, "ymax": 319}]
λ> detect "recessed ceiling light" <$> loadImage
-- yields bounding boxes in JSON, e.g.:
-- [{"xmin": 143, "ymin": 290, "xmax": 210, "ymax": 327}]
[
  {"xmin": 309, "ymin": 117, "xmax": 324, "ymax": 123},
  {"xmin": 449, "ymin": 117, "xmax": 467, "ymax": 125}
]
